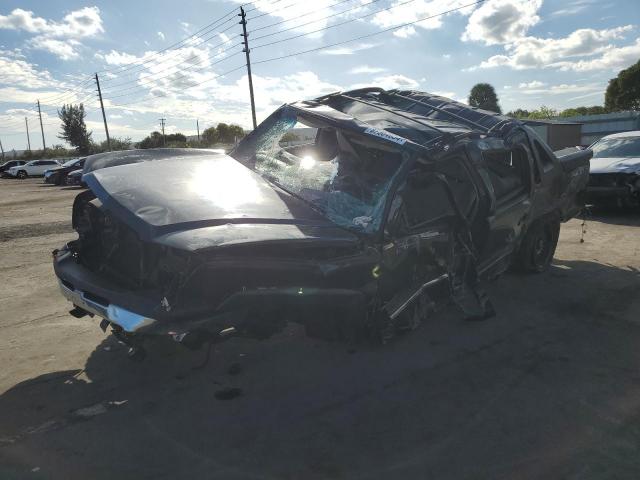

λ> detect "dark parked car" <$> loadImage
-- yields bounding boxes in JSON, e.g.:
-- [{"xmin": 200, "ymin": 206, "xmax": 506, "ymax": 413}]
[
  {"xmin": 65, "ymin": 168, "xmax": 85, "ymax": 187},
  {"xmin": 44, "ymin": 157, "xmax": 85, "ymax": 185},
  {"xmin": 586, "ymin": 131, "xmax": 640, "ymax": 207},
  {"xmin": 0, "ymin": 160, "xmax": 26, "ymax": 177},
  {"xmin": 53, "ymin": 89, "xmax": 590, "ymax": 359}
]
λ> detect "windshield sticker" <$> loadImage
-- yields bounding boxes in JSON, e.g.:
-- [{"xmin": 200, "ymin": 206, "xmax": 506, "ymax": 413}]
[{"xmin": 363, "ymin": 127, "xmax": 407, "ymax": 145}]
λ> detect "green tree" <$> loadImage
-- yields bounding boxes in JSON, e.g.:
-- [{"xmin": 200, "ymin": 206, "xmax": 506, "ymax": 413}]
[
  {"xmin": 527, "ymin": 106, "xmax": 558, "ymax": 119},
  {"xmin": 468, "ymin": 83, "xmax": 502, "ymax": 113},
  {"xmin": 201, "ymin": 126, "xmax": 218, "ymax": 145},
  {"xmin": 58, "ymin": 104, "xmax": 92, "ymax": 154},
  {"xmin": 605, "ymin": 59, "xmax": 640, "ymax": 111},
  {"xmin": 506, "ymin": 109, "xmax": 531, "ymax": 119},
  {"xmin": 201, "ymin": 123, "xmax": 245, "ymax": 146},
  {"xmin": 137, "ymin": 131, "xmax": 164, "ymax": 149},
  {"xmin": 558, "ymin": 106, "xmax": 608, "ymax": 117},
  {"xmin": 137, "ymin": 132, "xmax": 187, "ymax": 149},
  {"xmin": 165, "ymin": 133, "xmax": 187, "ymax": 147}
]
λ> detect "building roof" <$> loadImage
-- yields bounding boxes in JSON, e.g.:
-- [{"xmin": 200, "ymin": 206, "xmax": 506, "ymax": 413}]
[{"xmin": 522, "ymin": 119, "xmax": 582, "ymax": 126}]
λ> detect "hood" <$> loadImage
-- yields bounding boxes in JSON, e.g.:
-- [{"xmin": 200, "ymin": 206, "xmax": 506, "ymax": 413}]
[
  {"xmin": 590, "ymin": 156, "xmax": 640, "ymax": 174},
  {"xmin": 83, "ymin": 148, "xmax": 217, "ymax": 174},
  {"xmin": 84, "ymin": 153, "xmax": 360, "ymax": 248}
]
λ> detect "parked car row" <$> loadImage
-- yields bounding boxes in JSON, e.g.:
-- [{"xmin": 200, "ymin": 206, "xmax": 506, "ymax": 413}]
[
  {"xmin": 0, "ymin": 157, "xmax": 88, "ymax": 187},
  {"xmin": 44, "ymin": 157, "xmax": 85, "ymax": 185},
  {"xmin": 1, "ymin": 159, "xmax": 61, "ymax": 178}
]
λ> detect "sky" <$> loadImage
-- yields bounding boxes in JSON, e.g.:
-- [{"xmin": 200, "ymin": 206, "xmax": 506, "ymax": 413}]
[{"xmin": 0, "ymin": 0, "xmax": 638, "ymax": 151}]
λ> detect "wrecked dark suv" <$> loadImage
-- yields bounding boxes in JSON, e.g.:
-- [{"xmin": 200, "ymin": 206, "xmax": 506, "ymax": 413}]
[{"xmin": 53, "ymin": 89, "xmax": 591, "ymax": 357}]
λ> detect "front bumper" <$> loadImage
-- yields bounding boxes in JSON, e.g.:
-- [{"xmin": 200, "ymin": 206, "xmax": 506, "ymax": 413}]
[
  {"xmin": 586, "ymin": 173, "xmax": 639, "ymax": 205},
  {"xmin": 44, "ymin": 171, "xmax": 57, "ymax": 183},
  {"xmin": 58, "ymin": 279, "xmax": 156, "ymax": 332},
  {"xmin": 54, "ymin": 248, "xmax": 368, "ymax": 340}
]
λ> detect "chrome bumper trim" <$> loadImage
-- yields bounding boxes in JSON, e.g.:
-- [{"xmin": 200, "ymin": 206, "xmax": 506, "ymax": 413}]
[{"xmin": 58, "ymin": 280, "xmax": 156, "ymax": 332}]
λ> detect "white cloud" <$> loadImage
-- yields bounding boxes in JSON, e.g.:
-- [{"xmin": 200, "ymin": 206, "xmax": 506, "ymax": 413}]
[
  {"xmin": 0, "ymin": 49, "xmax": 55, "ymax": 88},
  {"xmin": 516, "ymin": 82, "xmax": 602, "ymax": 96},
  {"xmin": 0, "ymin": 8, "xmax": 49, "ymax": 33},
  {"xmin": 157, "ymin": 31, "xmax": 165, "ymax": 41},
  {"xmin": 554, "ymin": 37, "xmax": 640, "ymax": 71},
  {"xmin": 0, "ymin": 6, "xmax": 103, "ymax": 38},
  {"xmin": 552, "ymin": 0, "xmax": 596, "ymax": 16},
  {"xmin": 320, "ymin": 43, "xmax": 377, "ymax": 55},
  {"xmin": 350, "ymin": 74, "xmax": 421, "ymax": 91},
  {"xmin": 233, "ymin": 0, "xmax": 354, "ymax": 37},
  {"xmin": 29, "ymin": 37, "xmax": 81, "ymax": 60},
  {"xmin": 462, "ymin": 0, "xmax": 543, "ymax": 45},
  {"xmin": 372, "ymin": 0, "xmax": 476, "ymax": 38},
  {"xmin": 518, "ymin": 81, "xmax": 546, "ymax": 88},
  {"xmin": 474, "ymin": 26, "xmax": 635, "ymax": 71},
  {"xmin": 348, "ymin": 65, "xmax": 388, "ymax": 75},
  {"xmin": 0, "ymin": 7, "xmax": 104, "ymax": 60}
]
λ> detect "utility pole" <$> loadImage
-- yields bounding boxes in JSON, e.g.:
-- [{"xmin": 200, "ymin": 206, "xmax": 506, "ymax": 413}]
[
  {"xmin": 25, "ymin": 117, "xmax": 31, "ymax": 152},
  {"xmin": 159, "ymin": 118, "xmax": 166, "ymax": 146},
  {"xmin": 95, "ymin": 73, "xmax": 111, "ymax": 151},
  {"xmin": 239, "ymin": 7, "xmax": 257, "ymax": 130},
  {"xmin": 36, "ymin": 100, "xmax": 46, "ymax": 150},
  {"xmin": 196, "ymin": 119, "xmax": 200, "ymax": 143},
  {"xmin": 0, "ymin": 139, "xmax": 4, "ymax": 160}
]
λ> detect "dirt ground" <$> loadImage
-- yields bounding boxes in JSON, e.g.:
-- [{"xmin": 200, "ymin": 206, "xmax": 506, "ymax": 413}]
[{"xmin": 0, "ymin": 177, "xmax": 639, "ymax": 480}]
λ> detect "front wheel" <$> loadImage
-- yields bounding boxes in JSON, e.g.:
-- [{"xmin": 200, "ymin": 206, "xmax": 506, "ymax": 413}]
[
  {"xmin": 514, "ymin": 219, "xmax": 560, "ymax": 273},
  {"xmin": 16, "ymin": 170, "xmax": 27, "ymax": 179}
]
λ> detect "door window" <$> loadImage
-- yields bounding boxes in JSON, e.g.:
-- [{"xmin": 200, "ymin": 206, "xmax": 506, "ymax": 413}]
[{"xmin": 483, "ymin": 147, "xmax": 529, "ymax": 204}]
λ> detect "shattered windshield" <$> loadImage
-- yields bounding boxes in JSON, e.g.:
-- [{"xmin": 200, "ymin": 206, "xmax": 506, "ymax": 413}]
[
  {"xmin": 592, "ymin": 137, "xmax": 640, "ymax": 158},
  {"xmin": 236, "ymin": 108, "xmax": 406, "ymax": 233}
]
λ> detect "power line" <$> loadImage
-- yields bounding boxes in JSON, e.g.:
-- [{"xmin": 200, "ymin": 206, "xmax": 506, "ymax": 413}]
[
  {"xmin": 252, "ymin": 0, "xmax": 421, "ymax": 49},
  {"xmin": 103, "ymin": 49, "xmax": 244, "ymax": 100},
  {"xmin": 252, "ymin": 0, "xmax": 485, "ymax": 62},
  {"xmin": 97, "ymin": 9, "xmax": 241, "ymax": 76},
  {"xmin": 243, "ymin": 0, "xmax": 290, "ymax": 16},
  {"xmin": 250, "ymin": 0, "xmax": 360, "ymax": 33},
  {"xmin": 101, "ymin": 39, "xmax": 242, "ymax": 93},
  {"xmin": 252, "ymin": 0, "xmax": 383, "ymax": 41},
  {"xmin": 106, "ymin": 64, "xmax": 246, "ymax": 109},
  {"xmin": 100, "ymin": 21, "xmax": 240, "ymax": 86}
]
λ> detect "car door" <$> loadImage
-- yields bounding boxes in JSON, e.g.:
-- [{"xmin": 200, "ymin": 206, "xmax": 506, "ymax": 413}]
[
  {"xmin": 24, "ymin": 161, "xmax": 39, "ymax": 175},
  {"xmin": 36, "ymin": 161, "xmax": 54, "ymax": 175},
  {"xmin": 379, "ymin": 162, "xmax": 478, "ymax": 322},
  {"xmin": 477, "ymin": 139, "xmax": 533, "ymax": 271}
]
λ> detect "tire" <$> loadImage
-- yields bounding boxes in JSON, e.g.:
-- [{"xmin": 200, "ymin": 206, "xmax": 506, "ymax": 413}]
[
  {"xmin": 515, "ymin": 218, "xmax": 560, "ymax": 273},
  {"xmin": 16, "ymin": 170, "xmax": 27, "ymax": 179}
]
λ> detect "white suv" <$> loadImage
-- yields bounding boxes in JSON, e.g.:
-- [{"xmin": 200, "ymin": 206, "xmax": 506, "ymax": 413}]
[{"xmin": 7, "ymin": 160, "xmax": 61, "ymax": 179}]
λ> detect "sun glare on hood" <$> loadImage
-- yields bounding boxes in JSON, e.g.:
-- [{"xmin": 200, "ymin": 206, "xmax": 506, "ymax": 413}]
[{"xmin": 189, "ymin": 160, "xmax": 263, "ymax": 212}]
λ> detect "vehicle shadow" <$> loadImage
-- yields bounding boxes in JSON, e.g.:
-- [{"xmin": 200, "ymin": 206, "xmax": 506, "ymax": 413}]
[
  {"xmin": 586, "ymin": 206, "xmax": 640, "ymax": 227},
  {"xmin": 1, "ymin": 259, "xmax": 640, "ymax": 479}
]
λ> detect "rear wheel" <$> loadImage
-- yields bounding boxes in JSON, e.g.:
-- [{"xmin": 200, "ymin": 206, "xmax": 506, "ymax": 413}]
[
  {"xmin": 16, "ymin": 170, "xmax": 27, "ymax": 179},
  {"xmin": 515, "ymin": 218, "xmax": 560, "ymax": 273}
]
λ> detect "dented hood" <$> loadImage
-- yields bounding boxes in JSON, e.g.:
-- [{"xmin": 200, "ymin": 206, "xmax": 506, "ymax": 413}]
[
  {"xmin": 590, "ymin": 156, "xmax": 640, "ymax": 174},
  {"xmin": 84, "ymin": 154, "xmax": 359, "ymax": 249}
]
